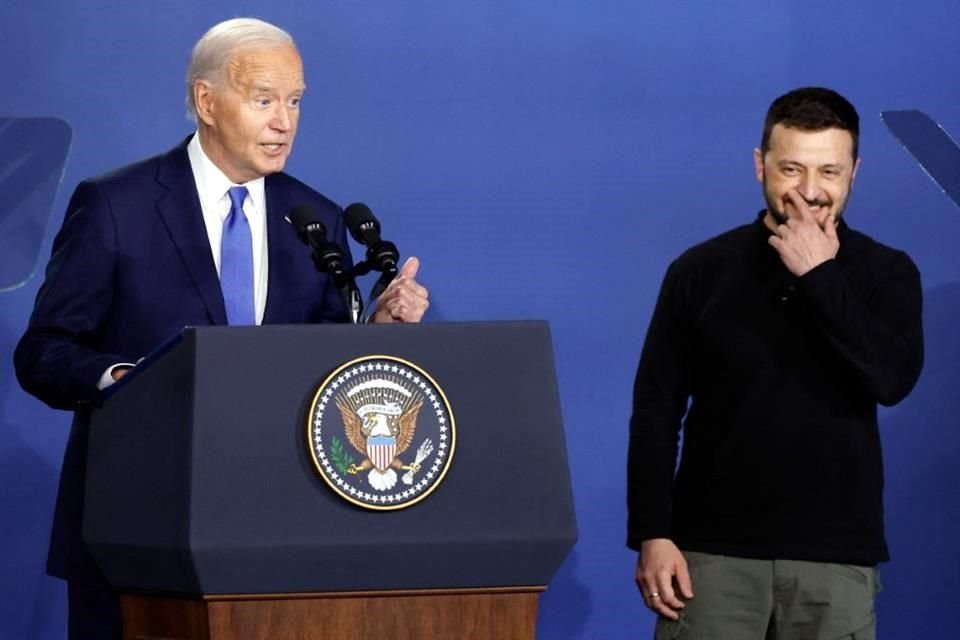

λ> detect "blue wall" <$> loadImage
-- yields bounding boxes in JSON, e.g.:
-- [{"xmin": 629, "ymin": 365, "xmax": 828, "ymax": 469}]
[{"xmin": 1, "ymin": 1, "xmax": 958, "ymax": 638}]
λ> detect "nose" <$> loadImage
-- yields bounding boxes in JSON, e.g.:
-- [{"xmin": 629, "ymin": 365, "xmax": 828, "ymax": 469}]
[
  {"xmin": 797, "ymin": 171, "xmax": 822, "ymax": 202},
  {"xmin": 271, "ymin": 103, "xmax": 294, "ymax": 132}
]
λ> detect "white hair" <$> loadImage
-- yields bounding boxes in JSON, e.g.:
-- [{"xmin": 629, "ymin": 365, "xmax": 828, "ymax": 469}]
[{"xmin": 185, "ymin": 18, "xmax": 295, "ymax": 122}]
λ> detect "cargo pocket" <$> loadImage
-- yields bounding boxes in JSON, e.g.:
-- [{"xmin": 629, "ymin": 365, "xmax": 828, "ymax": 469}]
[{"xmin": 817, "ymin": 563, "xmax": 878, "ymax": 638}]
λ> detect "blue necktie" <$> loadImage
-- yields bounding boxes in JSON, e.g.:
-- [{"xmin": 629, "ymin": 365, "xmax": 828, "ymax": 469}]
[{"xmin": 221, "ymin": 186, "xmax": 254, "ymax": 325}]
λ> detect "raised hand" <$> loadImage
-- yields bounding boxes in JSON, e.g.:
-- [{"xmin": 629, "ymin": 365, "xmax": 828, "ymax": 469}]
[
  {"xmin": 768, "ymin": 189, "xmax": 839, "ymax": 276},
  {"xmin": 371, "ymin": 257, "xmax": 430, "ymax": 323}
]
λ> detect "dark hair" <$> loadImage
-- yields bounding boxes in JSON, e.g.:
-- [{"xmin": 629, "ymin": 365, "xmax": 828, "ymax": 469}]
[{"xmin": 761, "ymin": 87, "xmax": 859, "ymax": 159}]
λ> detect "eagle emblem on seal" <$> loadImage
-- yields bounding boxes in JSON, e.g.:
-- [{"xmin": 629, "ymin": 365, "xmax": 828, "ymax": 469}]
[{"xmin": 335, "ymin": 379, "xmax": 434, "ymax": 491}]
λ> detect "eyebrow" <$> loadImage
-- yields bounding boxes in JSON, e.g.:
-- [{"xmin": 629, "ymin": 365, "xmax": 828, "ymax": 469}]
[
  {"xmin": 777, "ymin": 160, "xmax": 846, "ymax": 170},
  {"xmin": 251, "ymin": 84, "xmax": 305, "ymax": 94}
]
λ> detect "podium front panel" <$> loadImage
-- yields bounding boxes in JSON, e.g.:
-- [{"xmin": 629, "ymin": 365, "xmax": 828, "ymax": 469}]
[{"xmin": 86, "ymin": 322, "xmax": 577, "ymax": 594}]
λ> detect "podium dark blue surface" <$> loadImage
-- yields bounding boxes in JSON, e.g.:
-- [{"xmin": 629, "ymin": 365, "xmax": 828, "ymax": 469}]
[{"xmin": 83, "ymin": 322, "xmax": 577, "ymax": 597}]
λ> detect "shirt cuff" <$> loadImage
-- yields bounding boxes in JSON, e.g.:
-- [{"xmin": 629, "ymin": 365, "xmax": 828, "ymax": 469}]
[{"xmin": 97, "ymin": 363, "xmax": 137, "ymax": 390}]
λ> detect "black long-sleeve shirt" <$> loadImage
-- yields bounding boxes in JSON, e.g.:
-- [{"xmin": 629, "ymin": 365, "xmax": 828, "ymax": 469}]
[{"xmin": 627, "ymin": 214, "xmax": 923, "ymax": 565}]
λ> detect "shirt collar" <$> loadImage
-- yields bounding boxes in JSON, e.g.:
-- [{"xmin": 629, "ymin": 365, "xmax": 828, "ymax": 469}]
[{"xmin": 187, "ymin": 132, "xmax": 265, "ymax": 220}]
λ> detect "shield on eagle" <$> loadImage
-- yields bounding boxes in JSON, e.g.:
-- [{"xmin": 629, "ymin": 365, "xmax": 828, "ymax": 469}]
[{"xmin": 367, "ymin": 435, "xmax": 396, "ymax": 471}]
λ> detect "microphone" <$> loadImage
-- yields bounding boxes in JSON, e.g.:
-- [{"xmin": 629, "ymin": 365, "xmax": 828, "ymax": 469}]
[
  {"xmin": 343, "ymin": 203, "xmax": 401, "ymax": 302},
  {"xmin": 288, "ymin": 206, "xmax": 348, "ymax": 282},
  {"xmin": 287, "ymin": 205, "xmax": 363, "ymax": 322},
  {"xmin": 343, "ymin": 203, "xmax": 399, "ymax": 276}
]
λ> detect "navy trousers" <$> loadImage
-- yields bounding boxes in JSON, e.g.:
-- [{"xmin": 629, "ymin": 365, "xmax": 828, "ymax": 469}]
[{"xmin": 67, "ymin": 582, "xmax": 122, "ymax": 640}]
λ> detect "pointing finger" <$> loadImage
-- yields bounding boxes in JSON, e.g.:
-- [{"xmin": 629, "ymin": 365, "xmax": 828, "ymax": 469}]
[{"xmin": 784, "ymin": 190, "xmax": 815, "ymax": 222}]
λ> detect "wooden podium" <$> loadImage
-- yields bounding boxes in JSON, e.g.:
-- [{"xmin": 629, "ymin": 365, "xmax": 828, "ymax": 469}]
[
  {"xmin": 122, "ymin": 588, "xmax": 541, "ymax": 639},
  {"xmin": 84, "ymin": 323, "xmax": 577, "ymax": 640}
]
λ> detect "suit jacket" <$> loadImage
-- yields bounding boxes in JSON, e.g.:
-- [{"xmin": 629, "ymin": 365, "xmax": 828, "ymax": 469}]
[{"xmin": 14, "ymin": 137, "xmax": 351, "ymax": 584}]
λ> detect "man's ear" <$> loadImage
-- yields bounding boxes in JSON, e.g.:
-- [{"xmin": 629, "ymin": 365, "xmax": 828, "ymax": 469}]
[
  {"xmin": 194, "ymin": 80, "xmax": 216, "ymax": 126},
  {"xmin": 753, "ymin": 148, "xmax": 764, "ymax": 184}
]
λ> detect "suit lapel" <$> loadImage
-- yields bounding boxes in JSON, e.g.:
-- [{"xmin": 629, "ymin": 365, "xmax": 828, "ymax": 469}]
[
  {"xmin": 262, "ymin": 176, "xmax": 293, "ymax": 324},
  {"xmin": 154, "ymin": 138, "xmax": 227, "ymax": 325}
]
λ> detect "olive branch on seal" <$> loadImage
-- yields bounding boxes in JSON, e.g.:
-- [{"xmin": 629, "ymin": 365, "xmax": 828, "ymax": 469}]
[{"xmin": 330, "ymin": 436, "xmax": 355, "ymax": 474}]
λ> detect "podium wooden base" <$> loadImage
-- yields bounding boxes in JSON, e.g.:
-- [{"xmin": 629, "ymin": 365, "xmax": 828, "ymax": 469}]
[{"xmin": 121, "ymin": 587, "xmax": 543, "ymax": 640}]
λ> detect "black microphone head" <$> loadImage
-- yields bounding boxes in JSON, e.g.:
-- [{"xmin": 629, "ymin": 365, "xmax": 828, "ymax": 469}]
[
  {"xmin": 288, "ymin": 205, "xmax": 348, "ymax": 281},
  {"xmin": 288, "ymin": 205, "xmax": 327, "ymax": 245},
  {"xmin": 343, "ymin": 202, "xmax": 381, "ymax": 245}
]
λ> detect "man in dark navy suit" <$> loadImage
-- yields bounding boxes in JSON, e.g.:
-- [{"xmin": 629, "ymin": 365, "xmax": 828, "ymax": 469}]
[{"xmin": 14, "ymin": 17, "xmax": 429, "ymax": 639}]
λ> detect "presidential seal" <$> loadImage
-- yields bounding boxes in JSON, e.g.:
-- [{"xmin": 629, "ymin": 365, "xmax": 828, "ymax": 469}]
[{"xmin": 307, "ymin": 356, "xmax": 455, "ymax": 510}]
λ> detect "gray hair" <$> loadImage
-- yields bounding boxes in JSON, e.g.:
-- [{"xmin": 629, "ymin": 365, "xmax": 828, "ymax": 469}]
[{"xmin": 185, "ymin": 18, "xmax": 295, "ymax": 122}]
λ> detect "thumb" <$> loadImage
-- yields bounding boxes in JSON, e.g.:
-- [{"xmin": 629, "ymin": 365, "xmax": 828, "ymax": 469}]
[{"xmin": 399, "ymin": 256, "xmax": 420, "ymax": 278}]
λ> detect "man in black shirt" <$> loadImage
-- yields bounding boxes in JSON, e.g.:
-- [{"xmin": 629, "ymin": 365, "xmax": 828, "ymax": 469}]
[{"xmin": 627, "ymin": 87, "xmax": 923, "ymax": 639}]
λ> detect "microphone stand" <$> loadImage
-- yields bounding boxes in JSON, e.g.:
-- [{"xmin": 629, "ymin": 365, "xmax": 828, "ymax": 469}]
[
  {"xmin": 338, "ymin": 277, "xmax": 363, "ymax": 324},
  {"xmin": 348, "ymin": 257, "xmax": 397, "ymax": 313},
  {"xmin": 309, "ymin": 248, "xmax": 364, "ymax": 325},
  {"xmin": 369, "ymin": 270, "xmax": 397, "ymax": 302}
]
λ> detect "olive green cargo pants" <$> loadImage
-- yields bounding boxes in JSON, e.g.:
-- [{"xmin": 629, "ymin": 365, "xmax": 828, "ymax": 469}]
[{"xmin": 654, "ymin": 552, "xmax": 880, "ymax": 640}]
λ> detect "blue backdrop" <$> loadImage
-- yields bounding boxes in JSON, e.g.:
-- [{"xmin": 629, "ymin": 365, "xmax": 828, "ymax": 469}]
[{"xmin": 1, "ymin": 2, "xmax": 958, "ymax": 638}]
